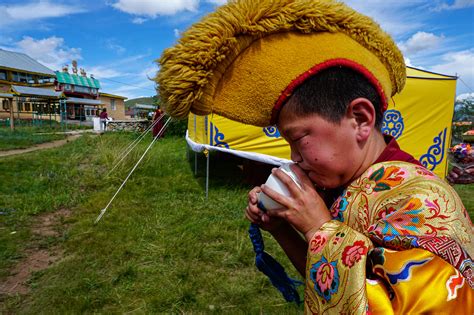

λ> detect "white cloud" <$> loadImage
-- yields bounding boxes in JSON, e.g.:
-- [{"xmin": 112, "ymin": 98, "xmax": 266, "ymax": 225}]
[
  {"xmin": 15, "ymin": 36, "xmax": 82, "ymax": 71},
  {"xmin": 89, "ymin": 56, "xmax": 157, "ymax": 99},
  {"xmin": 174, "ymin": 29, "xmax": 181, "ymax": 38},
  {"xmin": 399, "ymin": 32, "xmax": 445, "ymax": 55},
  {"xmin": 342, "ymin": 1, "xmax": 429, "ymax": 38},
  {"xmin": 435, "ymin": 0, "xmax": 474, "ymax": 11},
  {"xmin": 430, "ymin": 49, "xmax": 474, "ymax": 94},
  {"xmin": 0, "ymin": 1, "xmax": 85, "ymax": 27},
  {"xmin": 205, "ymin": 0, "xmax": 227, "ymax": 5},
  {"xmin": 105, "ymin": 39, "xmax": 126, "ymax": 55},
  {"xmin": 85, "ymin": 66, "xmax": 124, "ymax": 79},
  {"xmin": 140, "ymin": 64, "xmax": 160, "ymax": 79},
  {"xmin": 103, "ymin": 79, "xmax": 156, "ymax": 99},
  {"xmin": 111, "ymin": 0, "xmax": 199, "ymax": 17},
  {"xmin": 456, "ymin": 93, "xmax": 474, "ymax": 101},
  {"xmin": 132, "ymin": 17, "xmax": 147, "ymax": 24},
  {"xmin": 431, "ymin": 49, "xmax": 474, "ymax": 76}
]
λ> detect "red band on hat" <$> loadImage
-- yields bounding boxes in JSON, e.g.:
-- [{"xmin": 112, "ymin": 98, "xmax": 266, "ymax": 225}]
[{"xmin": 270, "ymin": 59, "xmax": 388, "ymax": 125}]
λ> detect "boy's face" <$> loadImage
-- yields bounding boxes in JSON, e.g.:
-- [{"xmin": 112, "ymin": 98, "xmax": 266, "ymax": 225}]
[{"xmin": 277, "ymin": 105, "xmax": 365, "ymax": 189}]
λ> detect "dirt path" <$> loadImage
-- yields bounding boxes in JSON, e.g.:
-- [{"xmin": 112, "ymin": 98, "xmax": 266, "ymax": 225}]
[
  {"xmin": 0, "ymin": 134, "xmax": 82, "ymax": 158},
  {"xmin": 0, "ymin": 208, "xmax": 71, "ymax": 295}
]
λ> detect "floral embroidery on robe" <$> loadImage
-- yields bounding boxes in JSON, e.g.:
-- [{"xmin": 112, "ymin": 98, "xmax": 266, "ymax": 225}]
[{"xmin": 305, "ymin": 161, "xmax": 474, "ymax": 314}]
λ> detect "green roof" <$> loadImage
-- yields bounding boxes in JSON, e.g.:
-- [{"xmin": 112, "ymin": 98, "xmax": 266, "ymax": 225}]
[{"xmin": 55, "ymin": 71, "xmax": 101, "ymax": 89}]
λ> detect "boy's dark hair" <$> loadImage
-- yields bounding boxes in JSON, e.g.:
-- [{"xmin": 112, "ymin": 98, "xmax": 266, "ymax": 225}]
[{"xmin": 284, "ymin": 67, "xmax": 383, "ymax": 129}]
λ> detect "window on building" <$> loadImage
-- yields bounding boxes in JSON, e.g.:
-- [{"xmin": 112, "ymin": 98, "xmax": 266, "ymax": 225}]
[
  {"xmin": 12, "ymin": 72, "xmax": 31, "ymax": 83},
  {"xmin": 0, "ymin": 70, "xmax": 6, "ymax": 81},
  {"xmin": 111, "ymin": 99, "xmax": 116, "ymax": 110},
  {"xmin": 37, "ymin": 76, "xmax": 54, "ymax": 84},
  {"xmin": 64, "ymin": 84, "xmax": 72, "ymax": 91},
  {"xmin": 2, "ymin": 100, "xmax": 10, "ymax": 110},
  {"xmin": 24, "ymin": 102, "xmax": 31, "ymax": 112},
  {"xmin": 18, "ymin": 102, "xmax": 23, "ymax": 111},
  {"xmin": 74, "ymin": 85, "xmax": 91, "ymax": 94}
]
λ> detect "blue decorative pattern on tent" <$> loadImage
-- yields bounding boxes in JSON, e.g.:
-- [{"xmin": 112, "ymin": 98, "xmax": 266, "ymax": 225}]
[
  {"xmin": 263, "ymin": 126, "xmax": 281, "ymax": 138},
  {"xmin": 382, "ymin": 109, "xmax": 404, "ymax": 139},
  {"xmin": 210, "ymin": 123, "xmax": 229, "ymax": 148},
  {"xmin": 419, "ymin": 128, "xmax": 447, "ymax": 171}
]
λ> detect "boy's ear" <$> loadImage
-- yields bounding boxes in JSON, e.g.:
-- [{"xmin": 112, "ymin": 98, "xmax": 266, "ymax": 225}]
[{"xmin": 347, "ymin": 98, "xmax": 376, "ymax": 142}]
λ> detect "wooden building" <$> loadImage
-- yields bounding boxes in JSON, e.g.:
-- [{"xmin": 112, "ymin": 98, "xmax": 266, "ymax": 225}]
[
  {"xmin": 0, "ymin": 50, "xmax": 129, "ymax": 124},
  {"xmin": 0, "ymin": 48, "xmax": 59, "ymax": 122},
  {"xmin": 55, "ymin": 61, "xmax": 102, "ymax": 121},
  {"xmin": 99, "ymin": 92, "xmax": 128, "ymax": 120}
]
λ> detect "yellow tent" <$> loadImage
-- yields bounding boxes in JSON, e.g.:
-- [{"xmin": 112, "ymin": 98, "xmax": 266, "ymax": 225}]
[{"xmin": 187, "ymin": 67, "xmax": 457, "ymax": 178}]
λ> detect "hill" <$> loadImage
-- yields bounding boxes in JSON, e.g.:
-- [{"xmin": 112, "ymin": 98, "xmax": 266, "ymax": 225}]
[{"xmin": 125, "ymin": 96, "xmax": 157, "ymax": 109}]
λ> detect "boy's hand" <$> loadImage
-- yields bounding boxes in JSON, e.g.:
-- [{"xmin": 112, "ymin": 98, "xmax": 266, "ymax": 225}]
[
  {"xmin": 261, "ymin": 164, "xmax": 332, "ymax": 241},
  {"xmin": 245, "ymin": 186, "xmax": 286, "ymax": 232}
]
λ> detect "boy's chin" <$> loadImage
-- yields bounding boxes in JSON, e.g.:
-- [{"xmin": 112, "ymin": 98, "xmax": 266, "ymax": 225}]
[{"xmin": 309, "ymin": 173, "xmax": 343, "ymax": 190}]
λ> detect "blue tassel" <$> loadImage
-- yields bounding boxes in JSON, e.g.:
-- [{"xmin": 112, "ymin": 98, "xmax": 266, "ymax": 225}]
[{"xmin": 248, "ymin": 223, "xmax": 302, "ymax": 304}]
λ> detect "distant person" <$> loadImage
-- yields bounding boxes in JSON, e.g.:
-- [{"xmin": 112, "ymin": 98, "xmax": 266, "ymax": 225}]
[
  {"xmin": 99, "ymin": 108, "xmax": 108, "ymax": 131},
  {"xmin": 152, "ymin": 107, "xmax": 165, "ymax": 138}
]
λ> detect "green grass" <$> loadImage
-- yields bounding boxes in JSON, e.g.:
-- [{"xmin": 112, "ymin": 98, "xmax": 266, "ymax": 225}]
[
  {"xmin": 454, "ymin": 184, "xmax": 474, "ymax": 218},
  {"xmin": 0, "ymin": 126, "xmax": 68, "ymax": 151},
  {"xmin": 0, "ymin": 133, "xmax": 303, "ymax": 314}
]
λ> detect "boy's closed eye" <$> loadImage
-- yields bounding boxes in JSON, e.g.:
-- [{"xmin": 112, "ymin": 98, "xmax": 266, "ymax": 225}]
[{"xmin": 291, "ymin": 133, "xmax": 308, "ymax": 143}]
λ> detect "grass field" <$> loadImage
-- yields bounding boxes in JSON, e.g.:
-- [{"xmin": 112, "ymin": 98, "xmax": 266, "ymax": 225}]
[
  {"xmin": 0, "ymin": 132, "xmax": 472, "ymax": 313},
  {"xmin": 0, "ymin": 133, "xmax": 303, "ymax": 313},
  {"xmin": 453, "ymin": 184, "xmax": 474, "ymax": 213},
  {"xmin": 0, "ymin": 127, "xmax": 67, "ymax": 151}
]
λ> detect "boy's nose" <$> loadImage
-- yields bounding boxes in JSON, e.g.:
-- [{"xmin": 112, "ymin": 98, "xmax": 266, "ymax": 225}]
[{"xmin": 290, "ymin": 150, "xmax": 303, "ymax": 163}]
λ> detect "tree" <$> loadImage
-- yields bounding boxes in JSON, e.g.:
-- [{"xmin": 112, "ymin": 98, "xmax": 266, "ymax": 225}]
[
  {"xmin": 453, "ymin": 98, "xmax": 474, "ymax": 122},
  {"xmin": 451, "ymin": 98, "xmax": 473, "ymax": 145}
]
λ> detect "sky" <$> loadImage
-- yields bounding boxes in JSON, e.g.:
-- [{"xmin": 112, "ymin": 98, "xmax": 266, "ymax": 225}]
[{"xmin": 0, "ymin": 0, "xmax": 473, "ymax": 100}]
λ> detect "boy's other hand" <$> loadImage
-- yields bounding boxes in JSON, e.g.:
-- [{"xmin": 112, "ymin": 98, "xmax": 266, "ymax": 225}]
[
  {"xmin": 262, "ymin": 164, "xmax": 332, "ymax": 241},
  {"xmin": 245, "ymin": 186, "xmax": 286, "ymax": 232}
]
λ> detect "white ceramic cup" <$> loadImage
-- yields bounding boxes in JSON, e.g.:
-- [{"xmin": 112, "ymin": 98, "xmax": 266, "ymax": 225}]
[{"xmin": 257, "ymin": 163, "xmax": 302, "ymax": 211}]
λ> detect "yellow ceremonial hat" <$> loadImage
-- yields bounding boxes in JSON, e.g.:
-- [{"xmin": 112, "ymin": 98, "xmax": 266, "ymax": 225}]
[{"xmin": 156, "ymin": 0, "xmax": 406, "ymax": 127}]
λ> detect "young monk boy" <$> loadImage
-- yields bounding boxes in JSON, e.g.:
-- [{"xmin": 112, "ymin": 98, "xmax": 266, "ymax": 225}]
[
  {"xmin": 246, "ymin": 66, "xmax": 473, "ymax": 314},
  {"xmin": 156, "ymin": 0, "xmax": 473, "ymax": 313}
]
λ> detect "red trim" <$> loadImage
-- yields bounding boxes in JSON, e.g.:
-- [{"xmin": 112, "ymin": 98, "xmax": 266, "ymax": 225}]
[{"xmin": 270, "ymin": 59, "xmax": 388, "ymax": 124}]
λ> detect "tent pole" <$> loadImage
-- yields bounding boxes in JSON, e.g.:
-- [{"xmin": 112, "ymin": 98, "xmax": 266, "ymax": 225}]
[
  {"xmin": 194, "ymin": 114, "xmax": 198, "ymax": 176},
  {"xmin": 205, "ymin": 149, "xmax": 209, "ymax": 199},
  {"xmin": 9, "ymin": 98, "xmax": 14, "ymax": 131}
]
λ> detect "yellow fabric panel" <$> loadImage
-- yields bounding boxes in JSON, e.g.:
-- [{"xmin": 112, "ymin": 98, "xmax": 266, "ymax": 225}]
[
  {"xmin": 390, "ymin": 77, "xmax": 456, "ymax": 177},
  {"xmin": 208, "ymin": 114, "xmax": 291, "ymax": 159},
  {"xmin": 187, "ymin": 114, "xmax": 208, "ymax": 145},
  {"xmin": 187, "ymin": 69, "xmax": 456, "ymax": 178}
]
